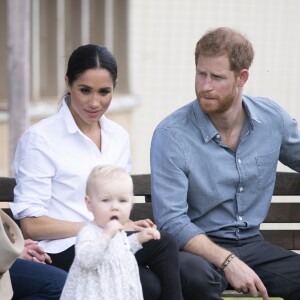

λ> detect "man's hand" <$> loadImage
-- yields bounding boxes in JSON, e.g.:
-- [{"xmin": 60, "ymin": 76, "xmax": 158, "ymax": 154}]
[
  {"xmin": 20, "ymin": 239, "xmax": 52, "ymax": 264},
  {"xmin": 124, "ymin": 219, "xmax": 157, "ymax": 231},
  {"xmin": 224, "ymin": 256, "xmax": 269, "ymax": 299}
]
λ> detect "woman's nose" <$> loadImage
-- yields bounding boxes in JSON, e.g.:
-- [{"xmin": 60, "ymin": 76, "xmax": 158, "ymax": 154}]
[{"xmin": 89, "ymin": 93, "xmax": 100, "ymax": 107}]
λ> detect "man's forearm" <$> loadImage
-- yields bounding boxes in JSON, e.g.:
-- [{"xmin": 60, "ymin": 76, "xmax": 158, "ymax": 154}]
[{"xmin": 183, "ymin": 233, "xmax": 232, "ymax": 268}]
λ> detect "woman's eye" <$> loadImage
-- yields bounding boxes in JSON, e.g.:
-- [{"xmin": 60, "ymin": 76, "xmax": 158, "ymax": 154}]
[
  {"xmin": 99, "ymin": 89, "xmax": 111, "ymax": 96},
  {"xmin": 80, "ymin": 87, "xmax": 90, "ymax": 94}
]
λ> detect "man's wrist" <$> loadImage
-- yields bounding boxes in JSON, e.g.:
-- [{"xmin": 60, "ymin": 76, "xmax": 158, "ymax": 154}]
[{"xmin": 221, "ymin": 253, "xmax": 235, "ymax": 270}]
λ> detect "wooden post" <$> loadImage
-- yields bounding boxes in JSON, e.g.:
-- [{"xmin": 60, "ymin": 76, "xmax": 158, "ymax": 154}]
[{"xmin": 7, "ymin": 0, "xmax": 31, "ymax": 175}]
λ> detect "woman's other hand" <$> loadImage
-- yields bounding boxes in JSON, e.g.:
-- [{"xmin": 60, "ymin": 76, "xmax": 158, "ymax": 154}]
[
  {"xmin": 124, "ymin": 219, "xmax": 157, "ymax": 231},
  {"xmin": 20, "ymin": 239, "xmax": 52, "ymax": 264}
]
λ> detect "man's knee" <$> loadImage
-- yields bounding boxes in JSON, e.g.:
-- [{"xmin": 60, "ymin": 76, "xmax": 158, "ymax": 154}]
[{"xmin": 179, "ymin": 251, "xmax": 226, "ymax": 299}]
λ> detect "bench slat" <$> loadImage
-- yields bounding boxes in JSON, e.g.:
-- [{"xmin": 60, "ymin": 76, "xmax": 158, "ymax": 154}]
[
  {"xmin": 130, "ymin": 203, "xmax": 153, "ymax": 221},
  {"xmin": 0, "ymin": 177, "xmax": 16, "ymax": 201},
  {"xmin": 132, "ymin": 174, "xmax": 151, "ymax": 202},
  {"xmin": 265, "ymin": 203, "xmax": 300, "ymax": 223},
  {"xmin": 274, "ymin": 172, "xmax": 300, "ymax": 195},
  {"xmin": 261, "ymin": 230, "xmax": 299, "ymax": 250}
]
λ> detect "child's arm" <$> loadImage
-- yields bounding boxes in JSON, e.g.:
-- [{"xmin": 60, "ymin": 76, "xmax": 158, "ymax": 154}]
[{"xmin": 127, "ymin": 228, "xmax": 160, "ymax": 254}]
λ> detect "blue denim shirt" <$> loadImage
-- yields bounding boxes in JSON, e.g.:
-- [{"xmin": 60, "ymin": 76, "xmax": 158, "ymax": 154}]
[{"xmin": 150, "ymin": 95, "xmax": 300, "ymax": 249}]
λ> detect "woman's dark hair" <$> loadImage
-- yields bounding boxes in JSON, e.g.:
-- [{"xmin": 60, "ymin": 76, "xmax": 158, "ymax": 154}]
[{"xmin": 65, "ymin": 44, "xmax": 118, "ymax": 88}]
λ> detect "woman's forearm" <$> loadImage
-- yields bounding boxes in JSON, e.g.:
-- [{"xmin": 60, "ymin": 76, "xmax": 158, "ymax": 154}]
[{"xmin": 20, "ymin": 216, "xmax": 85, "ymax": 240}]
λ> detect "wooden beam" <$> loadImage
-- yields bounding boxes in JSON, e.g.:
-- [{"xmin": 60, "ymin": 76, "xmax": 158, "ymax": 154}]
[{"xmin": 7, "ymin": 0, "xmax": 31, "ymax": 175}]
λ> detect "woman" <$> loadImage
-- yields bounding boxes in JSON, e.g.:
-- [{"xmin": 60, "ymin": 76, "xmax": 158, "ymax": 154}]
[{"xmin": 10, "ymin": 44, "xmax": 182, "ymax": 300}]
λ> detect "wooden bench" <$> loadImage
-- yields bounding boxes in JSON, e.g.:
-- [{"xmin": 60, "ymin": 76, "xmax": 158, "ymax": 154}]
[{"xmin": 1, "ymin": 172, "xmax": 299, "ymax": 298}]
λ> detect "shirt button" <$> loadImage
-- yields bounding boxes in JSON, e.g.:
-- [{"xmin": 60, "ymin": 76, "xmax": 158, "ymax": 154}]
[
  {"xmin": 237, "ymin": 159, "xmax": 241, "ymax": 164},
  {"xmin": 216, "ymin": 134, "xmax": 220, "ymax": 139},
  {"xmin": 239, "ymin": 216, "xmax": 243, "ymax": 220},
  {"xmin": 239, "ymin": 186, "xmax": 244, "ymax": 192}
]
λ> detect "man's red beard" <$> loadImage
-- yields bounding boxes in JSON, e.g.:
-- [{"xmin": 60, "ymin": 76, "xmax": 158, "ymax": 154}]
[{"xmin": 198, "ymin": 88, "xmax": 237, "ymax": 114}]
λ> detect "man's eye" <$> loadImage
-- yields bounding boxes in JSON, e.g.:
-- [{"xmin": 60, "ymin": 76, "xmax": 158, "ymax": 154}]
[{"xmin": 213, "ymin": 75, "xmax": 223, "ymax": 80}]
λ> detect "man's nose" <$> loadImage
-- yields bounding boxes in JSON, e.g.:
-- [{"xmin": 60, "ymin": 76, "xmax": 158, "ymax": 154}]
[{"xmin": 203, "ymin": 77, "xmax": 213, "ymax": 91}]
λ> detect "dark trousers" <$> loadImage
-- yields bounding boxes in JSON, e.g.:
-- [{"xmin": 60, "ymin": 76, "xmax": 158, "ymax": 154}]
[
  {"xmin": 179, "ymin": 235, "xmax": 300, "ymax": 300},
  {"xmin": 10, "ymin": 258, "xmax": 67, "ymax": 300},
  {"xmin": 50, "ymin": 230, "xmax": 183, "ymax": 300}
]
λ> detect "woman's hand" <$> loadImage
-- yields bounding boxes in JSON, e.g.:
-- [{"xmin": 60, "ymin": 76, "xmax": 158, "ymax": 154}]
[
  {"xmin": 124, "ymin": 219, "xmax": 157, "ymax": 231},
  {"xmin": 19, "ymin": 239, "xmax": 52, "ymax": 264}
]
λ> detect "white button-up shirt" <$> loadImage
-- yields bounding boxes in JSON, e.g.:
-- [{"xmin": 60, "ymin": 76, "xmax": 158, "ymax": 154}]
[{"xmin": 11, "ymin": 98, "xmax": 131, "ymax": 253}]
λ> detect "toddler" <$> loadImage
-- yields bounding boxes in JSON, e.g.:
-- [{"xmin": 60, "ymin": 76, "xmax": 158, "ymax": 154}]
[{"xmin": 60, "ymin": 165, "xmax": 160, "ymax": 300}]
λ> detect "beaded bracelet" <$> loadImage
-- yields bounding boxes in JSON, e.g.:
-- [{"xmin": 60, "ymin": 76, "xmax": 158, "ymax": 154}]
[{"xmin": 221, "ymin": 253, "xmax": 235, "ymax": 271}]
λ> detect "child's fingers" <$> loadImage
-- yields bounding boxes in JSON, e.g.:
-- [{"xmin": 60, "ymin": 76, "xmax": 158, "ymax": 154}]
[{"xmin": 147, "ymin": 228, "xmax": 161, "ymax": 239}]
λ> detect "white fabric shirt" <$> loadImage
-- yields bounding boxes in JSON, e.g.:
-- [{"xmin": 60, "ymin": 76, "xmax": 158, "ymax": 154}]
[
  {"xmin": 60, "ymin": 222, "xmax": 143, "ymax": 300},
  {"xmin": 10, "ymin": 97, "xmax": 131, "ymax": 253}
]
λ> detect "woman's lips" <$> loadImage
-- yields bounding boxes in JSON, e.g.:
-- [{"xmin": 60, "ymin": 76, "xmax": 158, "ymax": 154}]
[{"xmin": 85, "ymin": 110, "xmax": 100, "ymax": 118}]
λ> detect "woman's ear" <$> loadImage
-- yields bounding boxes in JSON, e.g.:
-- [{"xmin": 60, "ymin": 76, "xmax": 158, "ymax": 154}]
[
  {"xmin": 113, "ymin": 79, "xmax": 118, "ymax": 89},
  {"xmin": 65, "ymin": 76, "xmax": 70, "ymax": 90}
]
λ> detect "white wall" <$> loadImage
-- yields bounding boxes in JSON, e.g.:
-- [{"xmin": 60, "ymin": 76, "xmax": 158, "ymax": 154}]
[{"xmin": 128, "ymin": 0, "xmax": 300, "ymax": 173}]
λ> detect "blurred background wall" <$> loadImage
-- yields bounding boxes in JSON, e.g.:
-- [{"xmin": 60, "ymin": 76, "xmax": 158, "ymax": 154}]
[{"xmin": 1, "ymin": 0, "xmax": 300, "ymax": 176}]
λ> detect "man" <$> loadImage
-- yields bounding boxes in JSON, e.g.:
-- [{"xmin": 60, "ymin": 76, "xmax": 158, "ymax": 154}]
[{"xmin": 150, "ymin": 27, "xmax": 300, "ymax": 299}]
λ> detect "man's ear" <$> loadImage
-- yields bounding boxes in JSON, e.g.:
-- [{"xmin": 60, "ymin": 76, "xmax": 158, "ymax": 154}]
[
  {"xmin": 85, "ymin": 195, "xmax": 92, "ymax": 212},
  {"xmin": 236, "ymin": 69, "xmax": 249, "ymax": 87}
]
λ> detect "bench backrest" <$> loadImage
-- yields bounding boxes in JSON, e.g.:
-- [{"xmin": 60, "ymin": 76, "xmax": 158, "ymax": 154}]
[
  {"xmin": 1, "ymin": 172, "xmax": 300, "ymax": 250},
  {"xmin": 130, "ymin": 172, "xmax": 300, "ymax": 251}
]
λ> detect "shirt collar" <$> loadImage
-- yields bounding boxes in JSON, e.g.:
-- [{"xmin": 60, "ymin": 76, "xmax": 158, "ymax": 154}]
[
  {"xmin": 192, "ymin": 95, "xmax": 262, "ymax": 143},
  {"xmin": 59, "ymin": 96, "xmax": 79, "ymax": 134},
  {"xmin": 242, "ymin": 95, "xmax": 262, "ymax": 126},
  {"xmin": 59, "ymin": 96, "xmax": 114, "ymax": 135}
]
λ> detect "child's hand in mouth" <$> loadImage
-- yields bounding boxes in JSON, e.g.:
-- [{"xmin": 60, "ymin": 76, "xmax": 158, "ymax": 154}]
[{"xmin": 103, "ymin": 217, "xmax": 123, "ymax": 239}]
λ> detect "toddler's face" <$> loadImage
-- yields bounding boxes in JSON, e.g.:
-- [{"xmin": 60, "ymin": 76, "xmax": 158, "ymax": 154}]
[{"xmin": 86, "ymin": 174, "xmax": 133, "ymax": 228}]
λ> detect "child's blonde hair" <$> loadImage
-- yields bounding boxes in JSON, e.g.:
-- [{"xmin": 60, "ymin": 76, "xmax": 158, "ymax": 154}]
[{"xmin": 86, "ymin": 165, "xmax": 133, "ymax": 198}]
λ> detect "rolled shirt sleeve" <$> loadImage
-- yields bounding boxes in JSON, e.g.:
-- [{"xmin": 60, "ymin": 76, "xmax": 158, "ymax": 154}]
[
  {"xmin": 151, "ymin": 127, "xmax": 203, "ymax": 249},
  {"xmin": 11, "ymin": 131, "xmax": 56, "ymax": 219}
]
